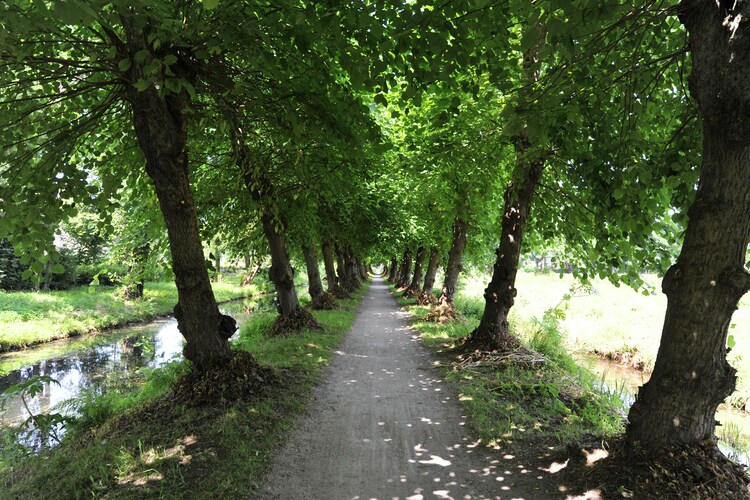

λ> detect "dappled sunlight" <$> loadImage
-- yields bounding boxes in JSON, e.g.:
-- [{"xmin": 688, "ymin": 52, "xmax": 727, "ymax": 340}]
[{"xmin": 259, "ymin": 277, "xmax": 555, "ymax": 499}]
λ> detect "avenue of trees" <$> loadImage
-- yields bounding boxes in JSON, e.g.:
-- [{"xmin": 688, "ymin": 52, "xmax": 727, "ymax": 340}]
[{"xmin": 0, "ymin": 0, "xmax": 748, "ymax": 465}]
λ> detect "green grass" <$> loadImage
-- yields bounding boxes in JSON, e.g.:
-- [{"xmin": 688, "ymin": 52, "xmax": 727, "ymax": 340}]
[
  {"xmin": 0, "ymin": 281, "xmax": 369, "ymax": 499},
  {"xmin": 460, "ymin": 270, "xmax": 750, "ymax": 409},
  {"xmin": 389, "ymin": 278, "xmax": 625, "ymax": 449},
  {"xmin": 0, "ymin": 274, "xmax": 257, "ymax": 352}
]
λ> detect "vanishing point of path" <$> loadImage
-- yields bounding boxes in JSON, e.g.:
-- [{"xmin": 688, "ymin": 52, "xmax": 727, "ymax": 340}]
[{"xmin": 258, "ymin": 276, "xmax": 559, "ymax": 499}]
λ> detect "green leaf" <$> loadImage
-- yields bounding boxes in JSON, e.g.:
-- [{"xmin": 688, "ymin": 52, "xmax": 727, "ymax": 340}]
[
  {"xmin": 51, "ymin": 264, "xmax": 65, "ymax": 274},
  {"xmin": 203, "ymin": 0, "xmax": 219, "ymax": 9},
  {"xmin": 118, "ymin": 58, "xmax": 132, "ymax": 72},
  {"xmin": 133, "ymin": 80, "xmax": 151, "ymax": 92},
  {"xmin": 31, "ymin": 261, "xmax": 44, "ymax": 273},
  {"xmin": 21, "ymin": 269, "xmax": 33, "ymax": 281},
  {"xmin": 728, "ymin": 334, "xmax": 736, "ymax": 350},
  {"xmin": 134, "ymin": 49, "xmax": 150, "ymax": 64}
]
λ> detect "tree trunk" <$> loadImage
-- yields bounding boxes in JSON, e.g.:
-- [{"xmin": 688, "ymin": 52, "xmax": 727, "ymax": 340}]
[
  {"xmin": 468, "ymin": 150, "xmax": 545, "ymax": 349},
  {"xmin": 345, "ymin": 246, "xmax": 361, "ymax": 289},
  {"xmin": 302, "ymin": 243, "xmax": 325, "ymax": 305},
  {"xmin": 626, "ymin": 1, "xmax": 750, "ymax": 452},
  {"xmin": 436, "ymin": 217, "xmax": 468, "ymax": 305},
  {"xmin": 404, "ymin": 246, "xmax": 426, "ymax": 297},
  {"xmin": 260, "ymin": 212, "xmax": 301, "ymax": 318},
  {"xmin": 388, "ymin": 256, "xmax": 398, "ymax": 282},
  {"xmin": 121, "ymin": 17, "xmax": 232, "ymax": 370},
  {"xmin": 418, "ymin": 247, "xmax": 441, "ymax": 304},
  {"xmin": 397, "ymin": 248, "xmax": 413, "ymax": 288},
  {"xmin": 335, "ymin": 243, "xmax": 349, "ymax": 289},
  {"xmin": 322, "ymin": 239, "xmax": 338, "ymax": 292}
]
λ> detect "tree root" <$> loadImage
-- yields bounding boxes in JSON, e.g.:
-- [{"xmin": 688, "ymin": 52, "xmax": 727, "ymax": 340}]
[
  {"xmin": 310, "ymin": 292, "xmax": 338, "ymax": 310},
  {"xmin": 458, "ymin": 327, "xmax": 523, "ymax": 354},
  {"xmin": 425, "ymin": 300, "xmax": 463, "ymax": 323},
  {"xmin": 270, "ymin": 307, "xmax": 321, "ymax": 335},
  {"xmin": 172, "ymin": 350, "xmax": 277, "ymax": 406},
  {"xmin": 402, "ymin": 287, "xmax": 420, "ymax": 299},
  {"xmin": 332, "ymin": 286, "xmax": 350, "ymax": 299},
  {"xmin": 416, "ymin": 292, "xmax": 436, "ymax": 305},
  {"xmin": 558, "ymin": 438, "xmax": 750, "ymax": 499}
]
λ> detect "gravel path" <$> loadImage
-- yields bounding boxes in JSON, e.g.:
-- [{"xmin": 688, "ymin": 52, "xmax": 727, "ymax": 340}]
[{"xmin": 257, "ymin": 276, "xmax": 556, "ymax": 499}]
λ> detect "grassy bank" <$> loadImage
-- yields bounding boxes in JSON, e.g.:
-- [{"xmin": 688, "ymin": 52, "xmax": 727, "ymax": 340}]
[
  {"xmin": 0, "ymin": 274, "xmax": 258, "ymax": 352},
  {"xmin": 387, "ymin": 282, "xmax": 624, "ymax": 454},
  {"xmin": 460, "ymin": 270, "xmax": 750, "ymax": 409},
  {"xmin": 0, "ymin": 281, "xmax": 368, "ymax": 498}
]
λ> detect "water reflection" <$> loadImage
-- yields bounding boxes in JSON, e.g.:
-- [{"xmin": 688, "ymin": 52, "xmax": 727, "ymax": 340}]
[{"xmin": 0, "ymin": 298, "xmax": 262, "ymax": 436}]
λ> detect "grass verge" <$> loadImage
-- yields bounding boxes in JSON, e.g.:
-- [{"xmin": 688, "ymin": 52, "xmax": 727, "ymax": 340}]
[
  {"xmin": 0, "ymin": 274, "xmax": 260, "ymax": 352},
  {"xmin": 0, "ymin": 280, "xmax": 369, "ymax": 498},
  {"xmin": 387, "ymin": 280, "xmax": 624, "ymax": 453}
]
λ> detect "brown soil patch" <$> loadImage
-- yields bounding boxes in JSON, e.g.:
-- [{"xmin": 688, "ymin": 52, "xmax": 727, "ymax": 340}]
[
  {"xmin": 557, "ymin": 438, "xmax": 749, "ymax": 499},
  {"xmin": 593, "ymin": 348, "xmax": 651, "ymax": 372}
]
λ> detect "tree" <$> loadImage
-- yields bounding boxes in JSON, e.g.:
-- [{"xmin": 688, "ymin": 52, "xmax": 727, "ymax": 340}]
[
  {"xmin": 0, "ymin": 1, "xmax": 237, "ymax": 371},
  {"xmin": 625, "ymin": 0, "xmax": 750, "ymax": 453}
]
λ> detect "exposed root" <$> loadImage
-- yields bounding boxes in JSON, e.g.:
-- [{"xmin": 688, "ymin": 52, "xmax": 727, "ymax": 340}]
[
  {"xmin": 425, "ymin": 299, "xmax": 463, "ymax": 323},
  {"xmin": 310, "ymin": 292, "xmax": 338, "ymax": 310},
  {"xmin": 172, "ymin": 350, "xmax": 277, "ymax": 406},
  {"xmin": 416, "ymin": 292, "xmax": 437, "ymax": 306},
  {"xmin": 402, "ymin": 287, "xmax": 420, "ymax": 299},
  {"xmin": 269, "ymin": 307, "xmax": 321, "ymax": 336},
  {"xmin": 558, "ymin": 438, "xmax": 750, "ymax": 499},
  {"xmin": 458, "ymin": 327, "xmax": 524, "ymax": 354}
]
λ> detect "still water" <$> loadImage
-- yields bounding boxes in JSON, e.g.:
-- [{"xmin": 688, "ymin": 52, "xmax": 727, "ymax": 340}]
[
  {"xmin": 0, "ymin": 298, "xmax": 260, "ymax": 437},
  {"xmin": 579, "ymin": 354, "xmax": 750, "ymax": 467}
]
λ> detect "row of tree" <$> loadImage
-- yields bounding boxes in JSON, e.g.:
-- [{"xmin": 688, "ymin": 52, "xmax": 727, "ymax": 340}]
[{"xmin": 0, "ymin": 0, "xmax": 748, "ymax": 465}]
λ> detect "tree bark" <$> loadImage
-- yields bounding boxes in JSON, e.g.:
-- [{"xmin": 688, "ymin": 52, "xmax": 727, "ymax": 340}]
[
  {"xmin": 626, "ymin": 1, "xmax": 750, "ymax": 452},
  {"xmin": 388, "ymin": 256, "xmax": 398, "ymax": 282},
  {"xmin": 418, "ymin": 247, "xmax": 441, "ymax": 303},
  {"xmin": 335, "ymin": 243, "xmax": 349, "ymax": 289},
  {"xmin": 322, "ymin": 239, "xmax": 338, "ymax": 292},
  {"xmin": 121, "ymin": 16, "xmax": 232, "ymax": 370},
  {"xmin": 260, "ymin": 212, "xmax": 301, "ymax": 318},
  {"xmin": 302, "ymin": 243, "xmax": 325, "ymax": 305},
  {"xmin": 397, "ymin": 247, "xmax": 413, "ymax": 288},
  {"xmin": 436, "ymin": 217, "xmax": 468, "ymax": 305},
  {"xmin": 404, "ymin": 246, "xmax": 426, "ymax": 297},
  {"xmin": 468, "ymin": 149, "xmax": 545, "ymax": 348}
]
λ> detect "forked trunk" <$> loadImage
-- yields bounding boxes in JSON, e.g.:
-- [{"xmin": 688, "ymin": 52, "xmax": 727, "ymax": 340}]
[
  {"xmin": 626, "ymin": 1, "xmax": 750, "ymax": 452},
  {"xmin": 405, "ymin": 246, "xmax": 426, "ymax": 296},
  {"xmin": 302, "ymin": 243, "xmax": 325, "ymax": 304},
  {"xmin": 260, "ymin": 212, "xmax": 301, "ymax": 318},
  {"xmin": 322, "ymin": 239, "xmax": 338, "ymax": 292},
  {"xmin": 436, "ymin": 217, "xmax": 468, "ymax": 305},
  {"xmin": 469, "ymin": 151, "xmax": 545, "ymax": 348},
  {"xmin": 122, "ymin": 17, "xmax": 232, "ymax": 370}
]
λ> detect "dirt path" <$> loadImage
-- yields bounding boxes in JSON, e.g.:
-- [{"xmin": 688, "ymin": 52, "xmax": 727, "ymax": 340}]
[{"xmin": 257, "ymin": 276, "xmax": 558, "ymax": 499}]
